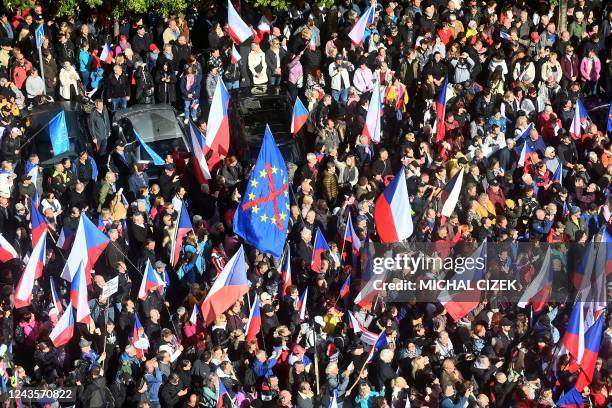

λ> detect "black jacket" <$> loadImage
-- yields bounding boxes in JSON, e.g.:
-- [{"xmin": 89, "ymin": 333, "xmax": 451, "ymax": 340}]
[{"xmin": 106, "ymin": 73, "xmax": 130, "ymax": 99}]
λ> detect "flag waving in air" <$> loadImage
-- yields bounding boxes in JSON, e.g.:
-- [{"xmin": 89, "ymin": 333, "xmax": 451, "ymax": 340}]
[
  {"xmin": 339, "ymin": 275, "xmax": 351, "ymax": 299},
  {"xmin": 49, "ymin": 302, "xmax": 74, "ymax": 348},
  {"xmin": 363, "ymin": 80, "xmax": 382, "ymax": 143},
  {"xmin": 0, "ymin": 234, "xmax": 17, "ymax": 263},
  {"xmin": 434, "ymin": 78, "xmax": 452, "ymax": 142},
  {"xmin": 170, "ymin": 205, "xmax": 193, "ymax": 266},
  {"xmin": 205, "ymin": 79, "xmax": 231, "ymax": 158},
  {"xmin": 70, "ymin": 261, "xmax": 92, "ymax": 324},
  {"xmin": 440, "ymin": 167, "xmax": 465, "ymax": 217},
  {"xmin": 291, "ymin": 97, "xmax": 309, "ymax": 135},
  {"xmin": 189, "ymin": 304, "xmax": 200, "ymax": 325},
  {"xmin": 230, "ymin": 44, "xmax": 242, "ymax": 63},
  {"xmin": 311, "ymin": 228, "xmax": 330, "ymax": 273},
  {"xmin": 14, "ymin": 230, "xmax": 47, "ymax": 308},
  {"xmin": 575, "ymin": 315, "xmax": 605, "ymax": 391},
  {"xmin": 348, "ymin": 6, "xmax": 375, "ymax": 46},
  {"xmin": 188, "ymin": 122, "xmax": 212, "ymax": 184},
  {"xmin": 517, "ymin": 249, "xmax": 553, "ymax": 312},
  {"xmin": 245, "ymin": 294, "xmax": 261, "ymax": 342},
  {"xmin": 30, "ymin": 191, "xmax": 47, "ymax": 247},
  {"xmin": 374, "ymin": 168, "xmax": 413, "ymax": 243},
  {"xmin": 562, "ymin": 302, "xmax": 585, "ymax": 364},
  {"xmin": 200, "ymin": 245, "xmax": 249, "ymax": 325},
  {"xmin": 570, "ymin": 99, "xmax": 590, "ymax": 141},
  {"xmin": 49, "ymin": 111, "xmax": 69, "ymax": 156},
  {"xmin": 234, "ymin": 126, "xmax": 289, "ymax": 258},
  {"xmin": 227, "ymin": 0, "xmax": 252, "ymax": 45},
  {"xmin": 138, "ymin": 259, "xmax": 166, "ymax": 300}
]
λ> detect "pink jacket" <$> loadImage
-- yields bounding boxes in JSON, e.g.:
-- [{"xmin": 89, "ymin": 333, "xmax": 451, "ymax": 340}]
[{"xmin": 580, "ymin": 56, "xmax": 601, "ymax": 81}]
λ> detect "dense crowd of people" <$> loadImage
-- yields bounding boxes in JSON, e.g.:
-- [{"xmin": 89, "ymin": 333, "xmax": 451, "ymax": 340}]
[{"xmin": 0, "ymin": 0, "xmax": 610, "ymax": 407}]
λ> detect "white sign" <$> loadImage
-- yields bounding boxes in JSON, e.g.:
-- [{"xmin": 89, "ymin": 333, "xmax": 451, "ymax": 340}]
[{"xmin": 102, "ymin": 276, "xmax": 119, "ymax": 298}]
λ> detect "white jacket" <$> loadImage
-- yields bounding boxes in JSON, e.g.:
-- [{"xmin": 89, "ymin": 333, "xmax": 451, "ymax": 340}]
[
  {"xmin": 248, "ymin": 50, "xmax": 268, "ymax": 85},
  {"xmin": 328, "ymin": 62, "xmax": 352, "ymax": 91},
  {"xmin": 59, "ymin": 67, "xmax": 79, "ymax": 100}
]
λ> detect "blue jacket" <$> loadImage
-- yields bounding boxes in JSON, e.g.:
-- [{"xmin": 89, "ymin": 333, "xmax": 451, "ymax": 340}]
[
  {"xmin": 253, "ymin": 357, "xmax": 277, "ymax": 379},
  {"xmin": 180, "ymin": 73, "xmax": 202, "ymax": 100},
  {"xmin": 144, "ymin": 368, "xmax": 163, "ymax": 402}
]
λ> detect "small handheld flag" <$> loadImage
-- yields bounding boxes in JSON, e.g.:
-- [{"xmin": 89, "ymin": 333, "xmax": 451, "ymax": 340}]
[{"xmin": 291, "ymin": 97, "xmax": 309, "ymax": 135}]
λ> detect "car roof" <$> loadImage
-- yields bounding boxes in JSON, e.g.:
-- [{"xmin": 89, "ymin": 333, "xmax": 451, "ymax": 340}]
[{"xmin": 112, "ymin": 104, "xmax": 187, "ymax": 144}]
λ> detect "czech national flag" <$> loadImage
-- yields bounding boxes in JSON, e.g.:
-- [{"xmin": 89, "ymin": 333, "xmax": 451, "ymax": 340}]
[
  {"xmin": 440, "ymin": 167, "xmax": 465, "ymax": 217},
  {"xmin": 280, "ymin": 246, "xmax": 292, "ymax": 297},
  {"xmin": 25, "ymin": 161, "xmax": 38, "ymax": 184},
  {"xmin": 552, "ymin": 164, "xmax": 562, "ymax": 184},
  {"xmin": 0, "ymin": 234, "xmax": 17, "ymax": 263},
  {"xmin": 205, "ymin": 79, "xmax": 230, "ymax": 158},
  {"xmin": 70, "ymin": 261, "xmax": 91, "ymax": 324},
  {"xmin": 348, "ymin": 6, "xmax": 375, "ymax": 46},
  {"xmin": 311, "ymin": 228, "xmax": 330, "ymax": 273},
  {"xmin": 230, "ymin": 44, "xmax": 241, "ymax": 64},
  {"xmin": 562, "ymin": 302, "xmax": 585, "ymax": 364},
  {"xmin": 517, "ymin": 139, "xmax": 536, "ymax": 168},
  {"xmin": 500, "ymin": 31, "xmax": 512, "ymax": 40},
  {"xmin": 189, "ymin": 304, "xmax": 200, "ymax": 325},
  {"xmin": 518, "ymin": 248, "xmax": 553, "ymax": 312},
  {"xmin": 138, "ymin": 259, "xmax": 166, "ymax": 300},
  {"xmin": 170, "ymin": 205, "xmax": 193, "ymax": 266},
  {"xmin": 30, "ymin": 193, "xmax": 47, "ymax": 247},
  {"xmin": 49, "ymin": 276, "xmax": 63, "ymax": 316},
  {"xmin": 56, "ymin": 226, "xmax": 75, "ymax": 251},
  {"xmin": 374, "ymin": 168, "xmax": 413, "ymax": 243},
  {"xmin": 131, "ymin": 312, "xmax": 149, "ymax": 359},
  {"xmin": 217, "ymin": 379, "xmax": 229, "ymax": 408},
  {"xmin": 438, "ymin": 241, "xmax": 487, "ymax": 320},
  {"xmin": 99, "ymin": 43, "xmax": 113, "ymax": 64},
  {"xmin": 245, "ymin": 294, "xmax": 261, "ymax": 342},
  {"xmin": 339, "ymin": 275, "xmax": 351, "ymax": 299},
  {"xmin": 342, "ymin": 215, "xmax": 362, "ymax": 264},
  {"xmin": 298, "ymin": 287, "xmax": 308, "ymax": 320},
  {"xmin": 14, "ymin": 230, "xmax": 46, "ymax": 308},
  {"xmin": 435, "ymin": 77, "xmax": 452, "ymax": 142},
  {"xmin": 363, "ymin": 80, "xmax": 382, "ymax": 144},
  {"xmin": 570, "ymin": 99, "xmax": 590, "ymax": 141},
  {"xmin": 201, "ymin": 245, "xmax": 249, "ymax": 325},
  {"xmin": 227, "ymin": 0, "xmax": 252, "ymax": 45},
  {"xmin": 61, "ymin": 214, "xmax": 110, "ymax": 285},
  {"xmin": 556, "ymin": 387, "xmax": 584, "ymax": 408},
  {"xmin": 291, "ymin": 97, "xmax": 308, "ymax": 136},
  {"xmin": 49, "ymin": 301, "xmax": 74, "ymax": 347},
  {"xmin": 347, "ymin": 311, "xmax": 378, "ymax": 345},
  {"xmin": 575, "ymin": 315, "xmax": 604, "ymax": 391}
]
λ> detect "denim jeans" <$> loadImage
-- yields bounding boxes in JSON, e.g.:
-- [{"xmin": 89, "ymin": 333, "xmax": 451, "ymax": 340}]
[
  {"xmin": 79, "ymin": 71, "xmax": 90, "ymax": 90},
  {"xmin": 332, "ymin": 88, "xmax": 349, "ymax": 106},
  {"xmin": 184, "ymin": 99, "xmax": 199, "ymax": 121},
  {"xmin": 225, "ymin": 80, "xmax": 240, "ymax": 90},
  {"xmin": 269, "ymin": 76, "xmax": 282, "ymax": 85},
  {"xmin": 112, "ymin": 97, "xmax": 127, "ymax": 112}
]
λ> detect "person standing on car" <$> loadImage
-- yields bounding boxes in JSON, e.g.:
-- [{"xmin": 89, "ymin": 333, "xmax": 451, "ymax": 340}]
[
  {"xmin": 135, "ymin": 62, "xmax": 155, "ymax": 104},
  {"xmin": 24, "ymin": 67, "xmax": 44, "ymax": 105},
  {"xmin": 248, "ymin": 42, "xmax": 268, "ymax": 85},
  {"xmin": 266, "ymin": 38, "xmax": 286, "ymax": 86},
  {"xmin": 88, "ymin": 98, "xmax": 110, "ymax": 155},
  {"xmin": 179, "ymin": 65, "xmax": 200, "ymax": 124},
  {"xmin": 106, "ymin": 64, "xmax": 130, "ymax": 112}
]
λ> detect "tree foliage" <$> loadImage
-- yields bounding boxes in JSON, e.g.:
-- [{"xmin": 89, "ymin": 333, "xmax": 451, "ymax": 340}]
[{"xmin": 247, "ymin": 0, "xmax": 336, "ymax": 11}]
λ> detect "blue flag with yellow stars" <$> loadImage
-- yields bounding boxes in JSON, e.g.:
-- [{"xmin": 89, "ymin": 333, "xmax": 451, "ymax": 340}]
[{"xmin": 233, "ymin": 125, "xmax": 289, "ymax": 258}]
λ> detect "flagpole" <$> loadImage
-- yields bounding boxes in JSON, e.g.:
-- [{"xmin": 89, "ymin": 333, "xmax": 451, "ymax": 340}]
[
  {"xmin": 346, "ymin": 345, "xmax": 373, "ymax": 395},
  {"xmin": 311, "ymin": 322, "xmax": 320, "ymax": 394},
  {"xmin": 339, "ymin": 212, "xmax": 350, "ymax": 265}
]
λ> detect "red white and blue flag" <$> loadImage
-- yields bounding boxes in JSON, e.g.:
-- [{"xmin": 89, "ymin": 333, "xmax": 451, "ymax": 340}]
[
  {"xmin": 570, "ymin": 99, "xmax": 590, "ymax": 141},
  {"xmin": 170, "ymin": 205, "xmax": 193, "ymax": 266},
  {"xmin": 99, "ymin": 43, "xmax": 113, "ymax": 64},
  {"xmin": 311, "ymin": 228, "xmax": 330, "ymax": 273},
  {"xmin": 562, "ymin": 302, "xmax": 585, "ymax": 364},
  {"xmin": 201, "ymin": 245, "xmax": 249, "ymax": 325},
  {"xmin": 49, "ymin": 301, "xmax": 74, "ymax": 347},
  {"xmin": 363, "ymin": 80, "xmax": 382, "ymax": 144},
  {"xmin": 189, "ymin": 122, "xmax": 212, "ymax": 184},
  {"xmin": 438, "ymin": 241, "xmax": 487, "ymax": 320},
  {"xmin": 518, "ymin": 248, "xmax": 553, "ymax": 312},
  {"xmin": 342, "ymin": 214, "xmax": 361, "ymax": 267},
  {"xmin": 14, "ymin": 230, "xmax": 46, "ymax": 308},
  {"xmin": 0, "ymin": 234, "xmax": 17, "ymax": 263},
  {"xmin": 49, "ymin": 276, "xmax": 63, "ymax": 316},
  {"xmin": 440, "ymin": 167, "xmax": 465, "ymax": 217},
  {"xmin": 30, "ymin": 193, "xmax": 47, "ymax": 247},
  {"xmin": 339, "ymin": 275, "xmax": 351, "ymax": 299},
  {"xmin": 217, "ymin": 379, "xmax": 229, "ymax": 408},
  {"xmin": 56, "ymin": 226, "xmax": 75, "ymax": 251},
  {"xmin": 434, "ymin": 77, "xmax": 452, "ymax": 142},
  {"xmin": 291, "ymin": 96, "xmax": 309, "ymax": 135},
  {"xmin": 138, "ymin": 259, "xmax": 166, "ymax": 300},
  {"xmin": 348, "ymin": 311, "xmax": 380, "ymax": 346},
  {"xmin": 230, "ymin": 44, "xmax": 241, "ymax": 64},
  {"xmin": 298, "ymin": 287, "xmax": 308, "ymax": 320},
  {"xmin": 575, "ymin": 315, "xmax": 604, "ymax": 391},
  {"xmin": 280, "ymin": 246, "xmax": 292, "ymax": 297},
  {"xmin": 189, "ymin": 304, "xmax": 200, "ymax": 325},
  {"xmin": 205, "ymin": 79, "xmax": 231, "ymax": 158},
  {"xmin": 245, "ymin": 294, "xmax": 261, "ymax": 342},
  {"xmin": 70, "ymin": 261, "xmax": 91, "ymax": 324},
  {"xmin": 374, "ymin": 168, "xmax": 413, "ymax": 243},
  {"xmin": 131, "ymin": 312, "xmax": 149, "ymax": 359},
  {"xmin": 227, "ymin": 0, "xmax": 252, "ymax": 45},
  {"xmin": 61, "ymin": 214, "xmax": 110, "ymax": 285},
  {"xmin": 348, "ymin": 6, "xmax": 375, "ymax": 46}
]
